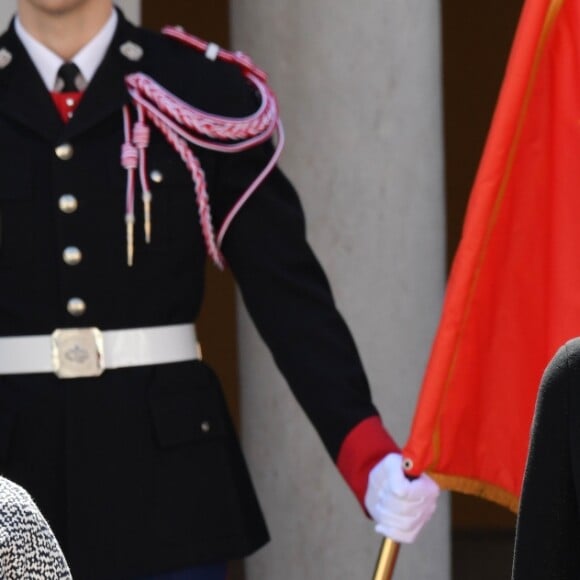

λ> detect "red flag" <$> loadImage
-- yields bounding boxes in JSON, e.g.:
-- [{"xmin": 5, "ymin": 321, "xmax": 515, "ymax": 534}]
[{"xmin": 403, "ymin": 0, "xmax": 580, "ymax": 512}]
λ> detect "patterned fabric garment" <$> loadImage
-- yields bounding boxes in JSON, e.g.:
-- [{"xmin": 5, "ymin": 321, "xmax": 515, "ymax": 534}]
[{"xmin": 0, "ymin": 476, "xmax": 71, "ymax": 579}]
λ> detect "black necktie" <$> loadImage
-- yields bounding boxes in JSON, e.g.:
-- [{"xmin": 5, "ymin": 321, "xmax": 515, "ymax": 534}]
[{"xmin": 56, "ymin": 62, "xmax": 82, "ymax": 92}]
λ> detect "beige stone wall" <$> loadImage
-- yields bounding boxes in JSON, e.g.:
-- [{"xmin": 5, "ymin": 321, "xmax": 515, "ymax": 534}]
[{"xmin": 232, "ymin": 1, "xmax": 451, "ymax": 578}]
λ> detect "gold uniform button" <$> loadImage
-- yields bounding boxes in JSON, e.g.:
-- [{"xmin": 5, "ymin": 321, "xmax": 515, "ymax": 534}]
[
  {"xmin": 63, "ymin": 246, "xmax": 82, "ymax": 266},
  {"xmin": 150, "ymin": 170, "xmax": 164, "ymax": 183},
  {"xmin": 58, "ymin": 194, "xmax": 78, "ymax": 214},
  {"xmin": 55, "ymin": 143, "xmax": 74, "ymax": 160},
  {"xmin": 67, "ymin": 297, "xmax": 86, "ymax": 317}
]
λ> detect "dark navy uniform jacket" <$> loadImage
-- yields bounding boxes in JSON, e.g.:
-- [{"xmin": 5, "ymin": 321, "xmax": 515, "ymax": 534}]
[{"xmin": 0, "ymin": 9, "xmax": 396, "ymax": 579}]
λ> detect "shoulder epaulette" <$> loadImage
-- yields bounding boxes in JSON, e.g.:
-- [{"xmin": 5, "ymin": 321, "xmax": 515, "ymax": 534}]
[{"xmin": 162, "ymin": 26, "xmax": 269, "ymax": 83}]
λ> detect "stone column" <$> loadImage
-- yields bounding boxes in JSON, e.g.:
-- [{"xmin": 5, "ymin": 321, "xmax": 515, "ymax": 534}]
[
  {"xmin": 232, "ymin": 2, "xmax": 450, "ymax": 579},
  {"xmin": 0, "ymin": 1, "xmax": 140, "ymax": 29},
  {"xmin": 114, "ymin": 0, "xmax": 141, "ymax": 23}
]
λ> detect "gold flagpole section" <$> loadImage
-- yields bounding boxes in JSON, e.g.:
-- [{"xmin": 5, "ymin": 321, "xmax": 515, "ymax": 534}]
[{"xmin": 373, "ymin": 538, "xmax": 400, "ymax": 580}]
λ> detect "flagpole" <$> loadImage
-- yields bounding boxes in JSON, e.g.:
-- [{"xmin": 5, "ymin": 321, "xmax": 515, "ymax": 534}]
[{"xmin": 372, "ymin": 538, "xmax": 400, "ymax": 580}]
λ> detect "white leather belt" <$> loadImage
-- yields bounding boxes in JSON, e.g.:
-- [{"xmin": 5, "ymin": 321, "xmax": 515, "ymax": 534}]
[{"xmin": 0, "ymin": 324, "xmax": 201, "ymax": 379}]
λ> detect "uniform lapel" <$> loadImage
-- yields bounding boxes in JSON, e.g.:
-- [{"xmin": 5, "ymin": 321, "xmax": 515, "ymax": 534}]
[
  {"xmin": 0, "ymin": 10, "xmax": 148, "ymax": 142},
  {"xmin": 0, "ymin": 20, "xmax": 63, "ymax": 142},
  {"xmin": 63, "ymin": 10, "xmax": 146, "ymax": 140}
]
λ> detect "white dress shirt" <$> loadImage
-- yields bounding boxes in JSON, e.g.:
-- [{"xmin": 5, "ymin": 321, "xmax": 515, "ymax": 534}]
[{"xmin": 14, "ymin": 9, "xmax": 118, "ymax": 91}]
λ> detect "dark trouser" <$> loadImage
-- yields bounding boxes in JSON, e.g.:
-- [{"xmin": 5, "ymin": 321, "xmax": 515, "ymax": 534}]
[{"xmin": 139, "ymin": 564, "xmax": 227, "ymax": 580}]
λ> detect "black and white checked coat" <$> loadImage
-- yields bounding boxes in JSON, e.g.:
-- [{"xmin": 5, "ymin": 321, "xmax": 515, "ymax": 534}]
[{"xmin": 0, "ymin": 476, "xmax": 71, "ymax": 580}]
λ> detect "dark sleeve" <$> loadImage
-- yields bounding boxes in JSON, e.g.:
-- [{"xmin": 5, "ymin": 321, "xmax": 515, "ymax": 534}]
[
  {"xmin": 512, "ymin": 341, "xmax": 580, "ymax": 579},
  {"xmin": 212, "ymin": 121, "xmax": 398, "ymax": 507},
  {"xmin": 143, "ymin": 46, "xmax": 398, "ymax": 505}
]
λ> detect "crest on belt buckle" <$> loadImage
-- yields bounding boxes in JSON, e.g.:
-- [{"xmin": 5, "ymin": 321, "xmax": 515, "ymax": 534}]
[{"xmin": 51, "ymin": 328, "xmax": 105, "ymax": 379}]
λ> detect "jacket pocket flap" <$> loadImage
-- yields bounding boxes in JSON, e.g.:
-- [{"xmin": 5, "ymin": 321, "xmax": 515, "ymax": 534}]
[{"xmin": 149, "ymin": 362, "xmax": 227, "ymax": 448}]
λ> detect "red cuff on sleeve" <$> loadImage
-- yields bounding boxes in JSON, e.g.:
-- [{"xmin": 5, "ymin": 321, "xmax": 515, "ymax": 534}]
[{"xmin": 336, "ymin": 415, "xmax": 400, "ymax": 508}]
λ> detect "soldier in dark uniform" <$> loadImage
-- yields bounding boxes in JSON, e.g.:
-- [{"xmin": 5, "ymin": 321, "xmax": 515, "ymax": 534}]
[{"xmin": 0, "ymin": 0, "xmax": 440, "ymax": 578}]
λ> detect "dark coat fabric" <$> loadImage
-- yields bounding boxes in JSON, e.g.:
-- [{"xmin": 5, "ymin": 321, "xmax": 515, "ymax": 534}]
[
  {"xmin": 512, "ymin": 338, "xmax": 580, "ymax": 579},
  {"xmin": 0, "ymin": 9, "xmax": 384, "ymax": 580}
]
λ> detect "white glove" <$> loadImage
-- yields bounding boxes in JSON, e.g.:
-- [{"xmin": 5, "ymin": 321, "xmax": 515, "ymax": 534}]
[{"xmin": 364, "ymin": 452, "xmax": 439, "ymax": 543}]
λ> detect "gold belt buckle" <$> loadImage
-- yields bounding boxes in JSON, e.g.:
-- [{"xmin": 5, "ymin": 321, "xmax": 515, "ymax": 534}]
[{"xmin": 51, "ymin": 327, "xmax": 105, "ymax": 379}]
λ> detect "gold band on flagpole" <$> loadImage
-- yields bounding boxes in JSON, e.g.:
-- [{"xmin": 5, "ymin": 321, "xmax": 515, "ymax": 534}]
[{"xmin": 373, "ymin": 538, "xmax": 400, "ymax": 580}]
